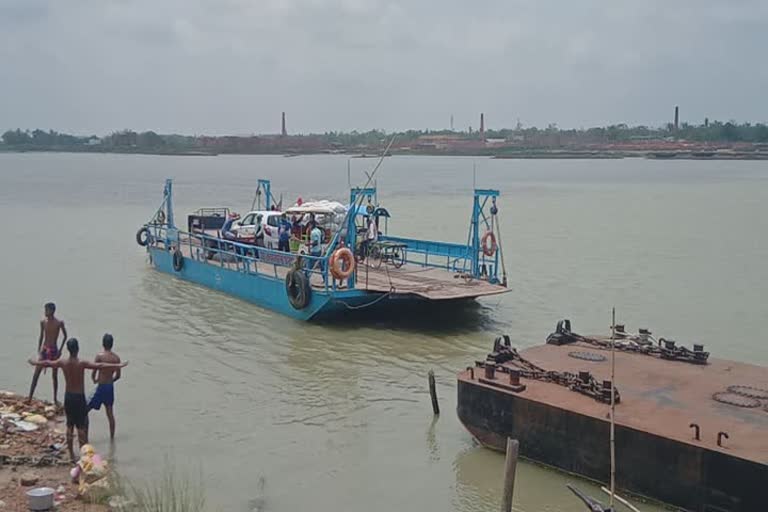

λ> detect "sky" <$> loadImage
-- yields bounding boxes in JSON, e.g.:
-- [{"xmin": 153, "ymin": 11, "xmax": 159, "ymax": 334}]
[{"xmin": 1, "ymin": 0, "xmax": 767, "ymax": 135}]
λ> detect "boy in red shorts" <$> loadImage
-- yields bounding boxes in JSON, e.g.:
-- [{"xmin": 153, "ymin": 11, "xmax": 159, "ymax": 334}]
[{"xmin": 28, "ymin": 302, "xmax": 67, "ymax": 406}]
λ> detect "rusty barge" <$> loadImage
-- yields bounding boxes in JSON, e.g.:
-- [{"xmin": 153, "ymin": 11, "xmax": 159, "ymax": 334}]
[{"xmin": 456, "ymin": 321, "xmax": 768, "ymax": 512}]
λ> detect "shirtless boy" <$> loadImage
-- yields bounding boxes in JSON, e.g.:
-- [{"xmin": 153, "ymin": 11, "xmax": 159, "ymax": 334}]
[
  {"xmin": 29, "ymin": 338, "xmax": 128, "ymax": 462},
  {"xmin": 89, "ymin": 333, "xmax": 121, "ymax": 439},
  {"xmin": 28, "ymin": 302, "xmax": 68, "ymax": 405}
]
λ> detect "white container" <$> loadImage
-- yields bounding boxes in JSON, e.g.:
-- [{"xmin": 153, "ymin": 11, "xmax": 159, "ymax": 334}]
[{"xmin": 26, "ymin": 487, "xmax": 54, "ymax": 511}]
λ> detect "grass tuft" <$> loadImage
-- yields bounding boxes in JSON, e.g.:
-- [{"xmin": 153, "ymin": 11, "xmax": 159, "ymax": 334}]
[{"xmin": 106, "ymin": 459, "xmax": 206, "ymax": 512}]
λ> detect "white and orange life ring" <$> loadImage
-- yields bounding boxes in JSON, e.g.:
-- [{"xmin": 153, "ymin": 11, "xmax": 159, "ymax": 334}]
[
  {"xmin": 330, "ymin": 247, "xmax": 356, "ymax": 280},
  {"xmin": 481, "ymin": 231, "xmax": 497, "ymax": 257}
]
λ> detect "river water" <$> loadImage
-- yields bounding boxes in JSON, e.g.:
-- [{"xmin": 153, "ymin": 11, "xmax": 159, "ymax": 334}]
[{"xmin": 1, "ymin": 153, "xmax": 766, "ymax": 511}]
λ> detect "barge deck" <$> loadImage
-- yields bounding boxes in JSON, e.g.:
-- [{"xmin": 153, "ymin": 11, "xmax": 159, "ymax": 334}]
[{"xmin": 457, "ymin": 329, "xmax": 768, "ymax": 511}]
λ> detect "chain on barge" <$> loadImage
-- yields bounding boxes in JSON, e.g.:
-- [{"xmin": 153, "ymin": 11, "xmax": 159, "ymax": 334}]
[
  {"xmin": 457, "ymin": 321, "xmax": 768, "ymax": 512},
  {"xmin": 135, "ymin": 179, "xmax": 509, "ymax": 320}
]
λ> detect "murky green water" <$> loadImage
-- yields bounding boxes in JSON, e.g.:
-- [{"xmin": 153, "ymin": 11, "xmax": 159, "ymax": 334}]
[{"xmin": 2, "ymin": 153, "xmax": 766, "ymax": 511}]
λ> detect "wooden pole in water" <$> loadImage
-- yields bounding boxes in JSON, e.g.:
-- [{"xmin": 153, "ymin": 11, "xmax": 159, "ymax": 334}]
[
  {"xmin": 428, "ymin": 370, "xmax": 440, "ymax": 415},
  {"xmin": 501, "ymin": 437, "xmax": 519, "ymax": 512},
  {"xmin": 610, "ymin": 307, "xmax": 617, "ymax": 510}
]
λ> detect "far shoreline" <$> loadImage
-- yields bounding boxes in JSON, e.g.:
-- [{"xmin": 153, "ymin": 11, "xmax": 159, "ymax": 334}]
[{"xmin": 3, "ymin": 147, "xmax": 768, "ymax": 160}]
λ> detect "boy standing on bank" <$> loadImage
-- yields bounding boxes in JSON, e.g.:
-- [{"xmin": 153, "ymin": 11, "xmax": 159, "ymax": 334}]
[
  {"xmin": 89, "ymin": 333, "xmax": 122, "ymax": 439},
  {"xmin": 28, "ymin": 302, "xmax": 67, "ymax": 406},
  {"xmin": 28, "ymin": 338, "xmax": 128, "ymax": 462}
]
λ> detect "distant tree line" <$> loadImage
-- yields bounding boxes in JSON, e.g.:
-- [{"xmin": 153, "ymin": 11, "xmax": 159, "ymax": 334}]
[
  {"xmin": 1, "ymin": 128, "xmax": 97, "ymax": 146},
  {"xmin": 3, "ymin": 121, "xmax": 768, "ymax": 151},
  {"xmin": 0, "ymin": 129, "xmax": 189, "ymax": 149},
  {"xmin": 481, "ymin": 121, "xmax": 768, "ymax": 144},
  {"xmin": 309, "ymin": 121, "xmax": 768, "ymax": 145}
]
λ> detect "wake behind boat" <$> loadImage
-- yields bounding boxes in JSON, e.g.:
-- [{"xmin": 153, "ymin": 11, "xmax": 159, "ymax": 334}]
[{"xmin": 135, "ymin": 178, "xmax": 509, "ymax": 321}]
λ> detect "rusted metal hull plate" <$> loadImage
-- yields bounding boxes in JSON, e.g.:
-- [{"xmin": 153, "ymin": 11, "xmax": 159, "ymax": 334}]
[{"xmin": 457, "ymin": 342, "xmax": 768, "ymax": 511}]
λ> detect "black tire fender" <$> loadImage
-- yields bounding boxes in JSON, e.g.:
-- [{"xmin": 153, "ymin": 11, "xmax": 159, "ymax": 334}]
[
  {"xmin": 172, "ymin": 249, "xmax": 184, "ymax": 272},
  {"xmin": 285, "ymin": 269, "xmax": 311, "ymax": 310},
  {"xmin": 136, "ymin": 227, "xmax": 150, "ymax": 247}
]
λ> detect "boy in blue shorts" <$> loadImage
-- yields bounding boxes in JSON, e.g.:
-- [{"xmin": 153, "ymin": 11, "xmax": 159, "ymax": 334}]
[{"xmin": 89, "ymin": 333, "xmax": 122, "ymax": 439}]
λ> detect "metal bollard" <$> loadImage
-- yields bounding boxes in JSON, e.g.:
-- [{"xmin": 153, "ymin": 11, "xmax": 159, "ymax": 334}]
[{"xmin": 689, "ymin": 423, "xmax": 700, "ymax": 441}]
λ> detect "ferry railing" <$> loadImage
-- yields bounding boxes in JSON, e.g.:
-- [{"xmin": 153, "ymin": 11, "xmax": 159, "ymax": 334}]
[
  {"xmin": 190, "ymin": 231, "xmax": 331, "ymax": 289},
  {"xmin": 146, "ymin": 225, "xmax": 332, "ymax": 291},
  {"xmin": 475, "ymin": 248, "xmax": 501, "ymax": 283},
  {"xmin": 378, "ymin": 235, "xmax": 473, "ymax": 274},
  {"xmin": 146, "ymin": 222, "xmax": 501, "ymax": 290},
  {"xmin": 146, "ymin": 223, "xmax": 170, "ymax": 250}
]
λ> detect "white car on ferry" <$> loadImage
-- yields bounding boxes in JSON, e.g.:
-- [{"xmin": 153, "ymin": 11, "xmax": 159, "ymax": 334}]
[{"xmin": 229, "ymin": 210, "xmax": 283, "ymax": 248}]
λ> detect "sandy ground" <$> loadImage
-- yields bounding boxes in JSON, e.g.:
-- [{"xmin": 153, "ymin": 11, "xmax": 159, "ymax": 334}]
[
  {"xmin": 0, "ymin": 465, "xmax": 107, "ymax": 511},
  {"xmin": 0, "ymin": 391, "xmax": 108, "ymax": 511}
]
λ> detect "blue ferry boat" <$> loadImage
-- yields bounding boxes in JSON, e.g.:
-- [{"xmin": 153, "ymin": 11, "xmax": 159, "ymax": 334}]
[{"xmin": 136, "ymin": 179, "xmax": 508, "ymax": 321}]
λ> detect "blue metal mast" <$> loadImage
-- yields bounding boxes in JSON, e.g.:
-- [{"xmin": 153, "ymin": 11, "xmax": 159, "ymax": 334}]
[
  {"xmin": 343, "ymin": 185, "xmax": 377, "ymax": 289},
  {"xmin": 256, "ymin": 179, "xmax": 274, "ymax": 211},
  {"xmin": 164, "ymin": 178, "xmax": 175, "ymax": 229},
  {"xmin": 469, "ymin": 188, "xmax": 500, "ymax": 283}
]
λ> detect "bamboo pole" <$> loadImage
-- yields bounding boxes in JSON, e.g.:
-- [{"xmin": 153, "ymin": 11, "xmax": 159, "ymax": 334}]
[
  {"xmin": 500, "ymin": 438, "xmax": 519, "ymax": 512},
  {"xmin": 610, "ymin": 307, "xmax": 617, "ymax": 510},
  {"xmin": 600, "ymin": 486, "xmax": 641, "ymax": 512}
]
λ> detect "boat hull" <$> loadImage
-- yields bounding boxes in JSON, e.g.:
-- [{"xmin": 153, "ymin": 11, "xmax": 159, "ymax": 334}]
[
  {"xmin": 147, "ymin": 246, "xmax": 465, "ymax": 320},
  {"xmin": 148, "ymin": 246, "xmax": 335, "ymax": 320},
  {"xmin": 457, "ymin": 377, "xmax": 767, "ymax": 512}
]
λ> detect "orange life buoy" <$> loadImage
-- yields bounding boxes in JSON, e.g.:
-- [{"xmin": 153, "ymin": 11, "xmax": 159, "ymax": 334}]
[
  {"xmin": 481, "ymin": 231, "xmax": 497, "ymax": 257},
  {"xmin": 330, "ymin": 247, "xmax": 355, "ymax": 280}
]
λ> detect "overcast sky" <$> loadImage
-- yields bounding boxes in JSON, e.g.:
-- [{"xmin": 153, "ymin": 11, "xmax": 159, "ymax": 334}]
[{"xmin": 2, "ymin": 0, "xmax": 767, "ymax": 135}]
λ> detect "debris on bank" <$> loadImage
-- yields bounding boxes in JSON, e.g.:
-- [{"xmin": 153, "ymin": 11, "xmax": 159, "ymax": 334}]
[
  {"xmin": 1, "ymin": 390, "xmax": 64, "ymax": 465},
  {"xmin": 0, "ymin": 390, "xmax": 109, "ymax": 511}
]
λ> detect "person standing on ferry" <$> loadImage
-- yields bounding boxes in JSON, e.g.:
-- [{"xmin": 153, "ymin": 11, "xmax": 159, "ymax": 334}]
[
  {"xmin": 255, "ymin": 214, "xmax": 265, "ymax": 247},
  {"xmin": 221, "ymin": 212, "xmax": 240, "ymax": 241},
  {"xmin": 307, "ymin": 220, "xmax": 324, "ymax": 271},
  {"xmin": 278, "ymin": 213, "xmax": 292, "ymax": 252}
]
